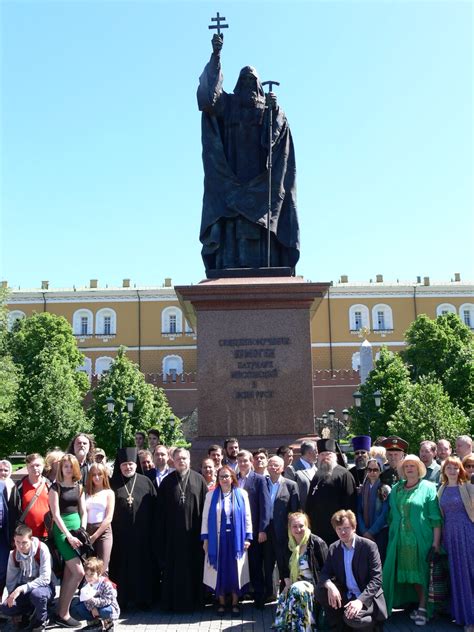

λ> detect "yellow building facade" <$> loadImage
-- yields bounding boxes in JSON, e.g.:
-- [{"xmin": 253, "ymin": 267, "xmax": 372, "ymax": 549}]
[{"xmin": 5, "ymin": 275, "xmax": 473, "ymax": 417}]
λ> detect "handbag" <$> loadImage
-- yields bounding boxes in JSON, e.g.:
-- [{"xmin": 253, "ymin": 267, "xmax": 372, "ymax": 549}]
[
  {"xmin": 16, "ymin": 479, "xmax": 47, "ymax": 526},
  {"xmin": 427, "ymin": 550, "xmax": 450, "ymax": 614}
]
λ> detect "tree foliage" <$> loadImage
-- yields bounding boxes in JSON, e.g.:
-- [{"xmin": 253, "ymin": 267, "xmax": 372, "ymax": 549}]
[
  {"xmin": 8, "ymin": 312, "xmax": 89, "ymax": 454},
  {"xmin": 349, "ymin": 347, "xmax": 411, "ymax": 438},
  {"xmin": 0, "ymin": 291, "xmax": 20, "ymax": 457},
  {"xmin": 387, "ymin": 377, "xmax": 469, "ymax": 450},
  {"xmin": 403, "ymin": 313, "xmax": 474, "ymax": 415},
  {"xmin": 89, "ymin": 347, "xmax": 187, "ymax": 456}
]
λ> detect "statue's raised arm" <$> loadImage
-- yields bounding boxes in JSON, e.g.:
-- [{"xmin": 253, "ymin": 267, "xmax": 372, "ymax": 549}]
[{"xmin": 197, "ymin": 35, "xmax": 225, "ymax": 113}]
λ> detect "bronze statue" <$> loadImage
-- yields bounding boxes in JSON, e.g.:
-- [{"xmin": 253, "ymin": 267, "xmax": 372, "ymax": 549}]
[{"xmin": 197, "ymin": 25, "xmax": 300, "ymax": 276}]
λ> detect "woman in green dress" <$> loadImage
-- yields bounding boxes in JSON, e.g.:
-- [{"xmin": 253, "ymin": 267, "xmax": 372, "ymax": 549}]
[
  {"xmin": 383, "ymin": 454, "xmax": 442, "ymax": 627},
  {"xmin": 49, "ymin": 454, "xmax": 87, "ymax": 627}
]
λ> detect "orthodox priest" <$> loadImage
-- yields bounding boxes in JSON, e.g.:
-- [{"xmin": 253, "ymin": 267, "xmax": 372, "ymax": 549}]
[
  {"xmin": 305, "ymin": 439, "xmax": 357, "ymax": 545},
  {"xmin": 109, "ymin": 447, "xmax": 156, "ymax": 609},
  {"xmin": 197, "ymin": 33, "xmax": 300, "ymax": 274},
  {"xmin": 157, "ymin": 448, "xmax": 208, "ymax": 611}
]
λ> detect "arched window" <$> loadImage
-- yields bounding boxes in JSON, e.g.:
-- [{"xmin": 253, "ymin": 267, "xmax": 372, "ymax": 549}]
[
  {"xmin": 161, "ymin": 307, "xmax": 183, "ymax": 336},
  {"xmin": 372, "ymin": 304, "xmax": 394, "ymax": 332},
  {"xmin": 73, "ymin": 309, "xmax": 93, "ymax": 337},
  {"xmin": 162, "ymin": 355, "xmax": 184, "ymax": 382},
  {"xmin": 459, "ymin": 303, "xmax": 474, "ymax": 329},
  {"xmin": 77, "ymin": 357, "xmax": 92, "ymax": 379},
  {"xmin": 96, "ymin": 308, "xmax": 117, "ymax": 336},
  {"xmin": 348, "ymin": 305, "xmax": 370, "ymax": 332},
  {"xmin": 352, "ymin": 352, "xmax": 361, "ymax": 371},
  {"xmin": 7, "ymin": 310, "xmax": 26, "ymax": 331},
  {"xmin": 436, "ymin": 303, "xmax": 456, "ymax": 317},
  {"xmin": 95, "ymin": 356, "xmax": 113, "ymax": 376}
]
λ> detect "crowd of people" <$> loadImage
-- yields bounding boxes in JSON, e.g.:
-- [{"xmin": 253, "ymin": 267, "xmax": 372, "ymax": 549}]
[{"xmin": 0, "ymin": 430, "xmax": 473, "ymax": 632}]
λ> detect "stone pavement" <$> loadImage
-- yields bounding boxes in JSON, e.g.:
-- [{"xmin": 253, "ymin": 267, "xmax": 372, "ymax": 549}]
[
  {"xmin": 0, "ymin": 602, "xmax": 462, "ymax": 632},
  {"xmin": 113, "ymin": 603, "xmax": 460, "ymax": 632}
]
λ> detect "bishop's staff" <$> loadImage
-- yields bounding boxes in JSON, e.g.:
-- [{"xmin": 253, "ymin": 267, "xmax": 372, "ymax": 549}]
[{"xmin": 262, "ymin": 80, "xmax": 280, "ymax": 268}]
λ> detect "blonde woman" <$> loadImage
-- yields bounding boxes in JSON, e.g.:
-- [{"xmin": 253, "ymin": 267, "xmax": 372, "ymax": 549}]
[
  {"xmin": 85, "ymin": 463, "xmax": 115, "ymax": 573},
  {"xmin": 49, "ymin": 454, "xmax": 86, "ymax": 627},
  {"xmin": 383, "ymin": 455, "xmax": 442, "ymax": 627}
]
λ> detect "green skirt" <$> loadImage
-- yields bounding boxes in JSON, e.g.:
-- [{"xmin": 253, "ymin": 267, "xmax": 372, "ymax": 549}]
[{"xmin": 52, "ymin": 513, "xmax": 81, "ymax": 562}]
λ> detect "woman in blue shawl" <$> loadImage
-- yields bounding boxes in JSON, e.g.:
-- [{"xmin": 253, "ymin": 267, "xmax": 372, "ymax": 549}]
[{"xmin": 201, "ymin": 465, "xmax": 252, "ymax": 614}]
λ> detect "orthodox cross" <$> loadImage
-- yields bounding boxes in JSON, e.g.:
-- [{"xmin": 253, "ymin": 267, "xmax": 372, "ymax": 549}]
[{"xmin": 208, "ymin": 12, "xmax": 229, "ymax": 35}]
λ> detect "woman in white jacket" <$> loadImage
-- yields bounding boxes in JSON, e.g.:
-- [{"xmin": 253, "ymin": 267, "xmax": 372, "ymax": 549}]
[{"xmin": 201, "ymin": 465, "xmax": 252, "ymax": 614}]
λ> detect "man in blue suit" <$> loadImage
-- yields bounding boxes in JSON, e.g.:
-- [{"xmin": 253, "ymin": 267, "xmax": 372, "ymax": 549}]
[{"xmin": 236, "ymin": 450, "xmax": 271, "ymax": 609}]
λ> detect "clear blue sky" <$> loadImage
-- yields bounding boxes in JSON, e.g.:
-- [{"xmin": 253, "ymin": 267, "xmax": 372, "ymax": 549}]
[{"xmin": 1, "ymin": 0, "xmax": 472, "ymax": 289}]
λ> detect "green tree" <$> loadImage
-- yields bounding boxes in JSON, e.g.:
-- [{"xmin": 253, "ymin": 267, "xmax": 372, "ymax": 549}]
[
  {"xmin": 349, "ymin": 347, "xmax": 411, "ymax": 438},
  {"xmin": 387, "ymin": 377, "xmax": 469, "ymax": 450},
  {"xmin": 9, "ymin": 312, "xmax": 89, "ymax": 454},
  {"xmin": 403, "ymin": 313, "xmax": 474, "ymax": 414},
  {"xmin": 0, "ymin": 290, "xmax": 20, "ymax": 457},
  {"xmin": 89, "ymin": 347, "xmax": 187, "ymax": 456}
]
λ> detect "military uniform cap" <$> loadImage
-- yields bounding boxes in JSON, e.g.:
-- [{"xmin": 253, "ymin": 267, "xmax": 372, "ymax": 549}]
[{"xmin": 381, "ymin": 435, "xmax": 408, "ymax": 452}]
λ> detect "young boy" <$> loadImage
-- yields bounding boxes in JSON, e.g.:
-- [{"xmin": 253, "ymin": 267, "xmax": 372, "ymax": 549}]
[
  {"xmin": 0, "ymin": 524, "xmax": 54, "ymax": 632},
  {"xmin": 74, "ymin": 557, "xmax": 120, "ymax": 631}
]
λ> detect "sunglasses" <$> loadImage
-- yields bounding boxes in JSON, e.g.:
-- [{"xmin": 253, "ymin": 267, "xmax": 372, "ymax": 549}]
[
  {"xmin": 464, "ymin": 463, "xmax": 474, "ymax": 469},
  {"xmin": 367, "ymin": 467, "xmax": 380, "ymax": 473}
]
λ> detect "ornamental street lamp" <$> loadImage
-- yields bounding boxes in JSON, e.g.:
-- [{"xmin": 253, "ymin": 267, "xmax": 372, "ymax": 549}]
[
  {"xmin": 352, "ymin": 390, "xmax": 382, "ymax": 437},
  {"xmin": 106, "ymin": 395, "xmax": 136, "ymax": 448}
]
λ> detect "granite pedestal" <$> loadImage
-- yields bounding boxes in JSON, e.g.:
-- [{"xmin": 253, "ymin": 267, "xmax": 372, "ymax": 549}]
[{"xmin": 176, "ymin": 277, "xmax": 329, "ymax": 450}]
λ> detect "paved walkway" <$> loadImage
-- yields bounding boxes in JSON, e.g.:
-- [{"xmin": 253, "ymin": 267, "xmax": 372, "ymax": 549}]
[{"xmin": 105, "ymin": 604, "xmax": 460, "ymax": 632}]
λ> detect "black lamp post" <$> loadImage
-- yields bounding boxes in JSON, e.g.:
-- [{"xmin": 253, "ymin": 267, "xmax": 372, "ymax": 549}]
[
  {"xmin": 106, "ymin": 395, "xmax": 135, "ymax": 448},
  {"xmin": 352, "ymin": 390, "xmax": 382, "ymax": 437}
]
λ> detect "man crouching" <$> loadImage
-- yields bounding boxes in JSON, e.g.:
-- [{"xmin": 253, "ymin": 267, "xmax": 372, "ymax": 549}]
[{"xmin": 1, "ymin": 524, "xmax": 54, "ymax": 631}]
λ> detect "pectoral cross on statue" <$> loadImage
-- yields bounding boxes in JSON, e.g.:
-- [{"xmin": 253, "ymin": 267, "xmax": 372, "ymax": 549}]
[{"xmin": 208, "ymin": 11, "xmax": 229, "ymax": 35}]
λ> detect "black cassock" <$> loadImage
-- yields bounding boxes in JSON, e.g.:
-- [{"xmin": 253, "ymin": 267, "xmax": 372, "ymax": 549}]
[
  {"xmin": 157, "ymin": 469, "xmax": 207, "ymax": 611},
  {"xmin": 109, "ymin": 472, "xmax": 156, "ymax": 608},
  {"xmin": 305, "ymin": 465, "xmax": 357, "ymax": 545}
]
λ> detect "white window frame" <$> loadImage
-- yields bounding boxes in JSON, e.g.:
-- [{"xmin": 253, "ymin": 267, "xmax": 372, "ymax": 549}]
[
  {"xmin": 352, "ymin": 352, "xmax": 361, "ymax": 371},
  {"xmin": 348, "ymin": 304, "xmax": 370, "ymax": 333},
  {"xmin": 95, "ymin": 356, "xmax": 114, "ymax": 376},
  {"xmin": 95, "ymin": 308, "xmax": 117, "ymax": 337},
  {"xmin": 162, "ymin": 307, "xmax": 183, "ymax": 338},
  {"xmin": 436, "ymin": 303, "xmax": 456, "ymax": 317},
  {"xmin": 372, "ymin": 304, "xmax": 394, "ymax": 333},
  {"xmin": 459, "ymin": 303, "xmax": 474, "ymax": 329},
  {"xmin": 77, "ymin": 357, "xmax": 92, "ymax": 380},
  {"xmin": 7, "ymin": 310, "xmax": 26, "ymax": 331},
  {"xmin": 73, "ymin": 309, "xmax": 93, "ymax": 338},
  {"xmin": 162, "ymin": 355, "xmax": 184, "ymax": 382}
]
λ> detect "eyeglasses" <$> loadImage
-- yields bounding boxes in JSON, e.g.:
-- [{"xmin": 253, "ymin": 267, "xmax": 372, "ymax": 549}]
[
  {"xmin": 219, "ymin": 474, "xmax": 231, "ymax": 480},
  {"xmin": 367, "ymin": 468, "xmax": 380, "ymax": 472},
  {"xmin": 354, "ymin": 451, "xmax": 367, "ymax": 456}
]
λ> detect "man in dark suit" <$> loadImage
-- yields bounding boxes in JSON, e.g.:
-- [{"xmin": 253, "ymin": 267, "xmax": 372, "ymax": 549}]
[
  {"xmin": 316, "ymin": 509, "xmax": 387, "ymax": 631},
  {"xmin": 263, "ymin": 455, "xmax": 300, "ymax": 600},
  {"xmin": 236, "ymin": 450, "xmax": 271, "ymax": 609}
]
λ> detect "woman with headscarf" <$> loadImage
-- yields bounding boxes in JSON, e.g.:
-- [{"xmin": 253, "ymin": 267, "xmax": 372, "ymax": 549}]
[
  {"xmin": 0, "ymin": 460, "xmax": 21, "ymax": 603},
  {"xmin": 273, "ymin": 512, "xmax": 328, "ymax": 631},
  {"xmin": 357, "ymin": 457, "xmax": 390, "ymax": 563},
  {"xmin": 201, "ymin": 465, "xmax": 252, "ymax": 614},
  {"xmin": 108, "ymin": 447, "xmax": 156, "ymax": 610}
]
